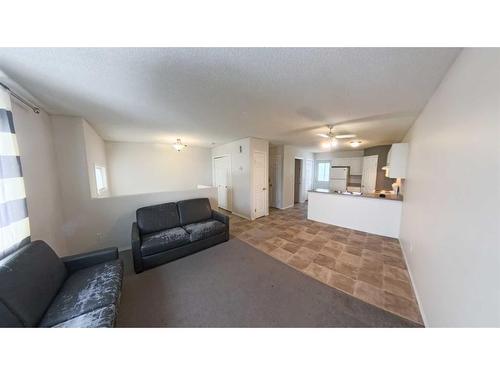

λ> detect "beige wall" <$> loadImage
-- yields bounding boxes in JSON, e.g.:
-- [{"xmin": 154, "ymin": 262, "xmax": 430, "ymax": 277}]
[
  {"xmin": 212, "ymin": 137, "xmax": 269, "ymax": 219},
  {"xmin": 12, "ymin": 104, "xmax": 67, "ymax": 255},
  {"xmin": 400, "ymin": 48, "xmax": 500, "ymax": 327},
  {"xmin": 106, "ymin": 141, "xmax": 212, "ymax": 196},
  {"xmin": 212, "ymin": 138, "xmax": 252, "ymax": 218},
  {"xmin": 50, "ymin": 115, "xmax": 218, "ymax": 255},
  {"xmin": 83, "ymin": 119, "xmax": 110, "ymax": 198}
]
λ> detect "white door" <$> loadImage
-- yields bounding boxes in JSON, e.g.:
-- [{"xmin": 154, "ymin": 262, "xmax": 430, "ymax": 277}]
[
  {"xmin": 361, "ymin": 155, "xmax": 378, "ymax": 193},
  {"xmin": 304, "ymin": 159, "xmax": 314, "ymax": 199},
  {"xmin": 269, "ymin": 155, "xmax": 282, "ymax": 208},
  {"xmin": 253, "ymin": 151, "xmax": 267, "ymax": 218},
  {"xmin": 214, "ymin": 156, "xmax": 231, "ymax": 210}
]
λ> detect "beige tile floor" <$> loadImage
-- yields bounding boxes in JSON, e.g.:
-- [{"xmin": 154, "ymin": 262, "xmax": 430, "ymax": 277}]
[{"xmin": 222, "ymin": 202, "xmax": 423, "ymax": 324}]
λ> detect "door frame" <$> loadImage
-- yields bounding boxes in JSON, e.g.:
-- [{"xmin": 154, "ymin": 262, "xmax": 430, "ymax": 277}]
[
  {"xmin": 251, "ymin": 150, "xmax": 269, "ymax": 220},
  {"xmin": 293, "ymin": 157, "xmax": 305, "ymax": 204},
  {"xmin": 304, "ymin": 159, "xmax": 314, "ymax": 200},
  {"xmin": 212, "ymin": 154, "xmax": 232, "ymax": 211},
  {"xmin": 269, "ymin": 154, "xmax": 282, "ymax": 208}
]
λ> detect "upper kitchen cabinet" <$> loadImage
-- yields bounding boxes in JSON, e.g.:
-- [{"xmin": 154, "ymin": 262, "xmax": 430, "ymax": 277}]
[
  {"xmin": 386, "ymin": 143, "xmax": 409, "ymax": 178},
  {"xmin": 331, "ymin": 157, "xmax": 363, "ymax": 175},
  {"xmin": 349, "ymin": 157, "xmax": 363, "ymax": 175}
]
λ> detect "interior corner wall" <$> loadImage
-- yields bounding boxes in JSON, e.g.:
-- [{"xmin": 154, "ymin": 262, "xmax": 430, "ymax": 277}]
[
  {"xmin": 12, "ymin": 103, "xmax": 68, "ymax": 255},
  {"xmin": 50, "ymin": 115, "xmax": 218, "ymax": 254},
  {"xmin": 399, "ymin": 48, "xmax": 500, "ymax": 327},
  {"xmin": 82, "ymin": 120, "xmax": 110, "ymax": 198},
  {"xmin": 282, "ymin": 145, "xmax": 314, "ymax": 208}
]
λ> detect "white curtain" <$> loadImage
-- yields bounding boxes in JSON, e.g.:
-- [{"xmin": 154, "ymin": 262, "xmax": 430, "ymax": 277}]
[{"xmin": 0, "ymin": 86, "xmax": 30, "ymax": 259}]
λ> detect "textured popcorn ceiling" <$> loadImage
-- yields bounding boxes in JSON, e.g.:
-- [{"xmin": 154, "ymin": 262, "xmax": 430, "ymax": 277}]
[{"xmin": 0, "ymin": 48, "xmax": 460, "ymax": 150}]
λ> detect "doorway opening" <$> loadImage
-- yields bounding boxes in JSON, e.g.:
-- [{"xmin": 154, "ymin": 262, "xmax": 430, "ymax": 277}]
[{"xmin": 294, "ymin": 158, "xmax": 302, "ymax": 204}]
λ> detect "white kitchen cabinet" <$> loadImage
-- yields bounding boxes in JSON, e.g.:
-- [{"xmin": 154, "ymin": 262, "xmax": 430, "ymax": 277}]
[
  {"xmin": 386, "ymin": 143, "xmax": 409, "ymax": 178},
  {"xmin": 331, "ymin": 157, "xmax": 363, "ymax": 175}
]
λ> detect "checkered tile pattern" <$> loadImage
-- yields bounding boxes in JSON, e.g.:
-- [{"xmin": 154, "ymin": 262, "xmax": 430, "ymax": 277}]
[{"xmin": 224, "ymin": 203, "xmax": 423, "ymax": 324}]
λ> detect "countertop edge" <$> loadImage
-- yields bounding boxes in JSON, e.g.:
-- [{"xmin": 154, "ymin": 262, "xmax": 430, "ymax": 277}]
[{"xmin": 308, "ymin": 190, "xmax": 403, "ymax": 202}]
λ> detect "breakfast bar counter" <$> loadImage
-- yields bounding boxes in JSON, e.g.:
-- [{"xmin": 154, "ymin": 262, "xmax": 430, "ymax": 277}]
[{"xmin": 307, "ymin": 189, "xmax": 403, "ymax": 238}]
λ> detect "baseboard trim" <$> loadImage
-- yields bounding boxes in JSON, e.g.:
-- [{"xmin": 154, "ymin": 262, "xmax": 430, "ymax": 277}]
[
  {"xmin": 231, "ymin": 211, "xmax": 252, "ymax": 221},
  {"xmin": 399, "ymin": 239, "xmax": 428, "ymax": 327},
  {"xmin": 279, "ymin": 205, "xmax": 294, "ymax": 210}
]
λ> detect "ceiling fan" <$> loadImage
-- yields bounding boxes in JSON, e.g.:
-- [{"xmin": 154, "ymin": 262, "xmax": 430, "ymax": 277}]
[{"xmin": 316, "ymin": 125, "xmax": 356, "ymax": 149}]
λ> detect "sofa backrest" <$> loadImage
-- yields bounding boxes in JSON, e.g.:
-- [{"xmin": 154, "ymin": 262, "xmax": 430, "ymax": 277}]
[
  {"xmin": 0, "ymin": 240, "xmax": 67, "ymax": 327},
  {"xmin": 136, "ymin": 202, "xmax": 181, "ymax": 235},
  {"xmin": 177, "ymin": 198, "xmax": 212, "ymax": 226}
]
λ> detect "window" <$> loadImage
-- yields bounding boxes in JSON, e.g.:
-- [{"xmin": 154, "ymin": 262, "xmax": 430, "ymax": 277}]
[
  {"xmin": 317, "ymin": 162, "xmax": 330, "ymax": 182},
  {"xmin": 94, "ymin": 165, "xmax": 108, "ymax": 196}
]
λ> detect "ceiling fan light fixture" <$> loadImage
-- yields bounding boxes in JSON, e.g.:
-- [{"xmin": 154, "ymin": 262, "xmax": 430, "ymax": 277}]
[
  {"xmin": 350, "ymin": 140, "xmax": 362, "ymax": 148},
  {"xmin": 316, "ymin": 133, "xmax": 330, "ymax": 138},
  {"xmin": 172, "ymin": 138, "xmax": 187, "ymax": 152},
  {"xmin": 335, "ymin": 134, "xmax": 356, "ymax": 139}
]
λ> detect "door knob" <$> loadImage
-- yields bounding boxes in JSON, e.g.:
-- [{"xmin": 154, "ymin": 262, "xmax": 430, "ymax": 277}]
[{"xmin": 262, "ymin": 187, "xmax": 267, "ymax": 191}]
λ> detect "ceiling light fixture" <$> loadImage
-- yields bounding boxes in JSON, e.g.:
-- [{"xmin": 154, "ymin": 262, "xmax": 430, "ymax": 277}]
[
  {"xmin": 350, "ymin": 140, "xmax": 362, "ymax": 148},
  {"xmin": 335, "ymin": 134, "xmax": 356, "ymax": 139},
  {"xmin": 172, "ymin": 138, "xmax": 187, "ymax": 152}
]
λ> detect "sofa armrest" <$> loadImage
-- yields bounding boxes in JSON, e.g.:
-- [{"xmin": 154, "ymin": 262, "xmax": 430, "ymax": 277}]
[
  {"xmin": 212, "ymin": 210, "xmax": 229, "ymax": 226},
  {"xmin": 131, "ymin": 222, "xmax": 144, "ymax": 273},
  {"xmin": 62, "ymin": 247, "xmax": 119, "ymax": 274}
]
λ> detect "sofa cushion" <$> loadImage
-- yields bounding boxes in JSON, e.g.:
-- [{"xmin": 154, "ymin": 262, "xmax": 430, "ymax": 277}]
[
  {"xmin": 183, "ymin": 219, "xmax": 226, "ymax": 242},
  {"xmin": 39, "ymin": 259, "xmax": 122, "ymax": 327},
  {"xmin": 0, "ymin": 240, "xmax": 67, "ymax": 327},
  {"xmin": 136, "ymin": 202, "xmax": 181, "ymax": 235},
  {"xmin": 140, "ymin": 227, "xmax": 190, "ymax": 257},
  {"xmin": 177, "ymin": 198, "xmax": 212, "ymax": 226},
  {"xmin": 52, "ymin": 304, "xmax": 116, "ymax": 328}
]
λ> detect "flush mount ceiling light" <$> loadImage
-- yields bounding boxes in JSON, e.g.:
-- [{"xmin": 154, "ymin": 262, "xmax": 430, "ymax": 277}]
[
  {"xmin": 350, "ymin": 140, "xmax": 362, "ymax": 148},
  {"xmin": 172, "ymin": 138, "xmax": 187, "ymax": 152}
]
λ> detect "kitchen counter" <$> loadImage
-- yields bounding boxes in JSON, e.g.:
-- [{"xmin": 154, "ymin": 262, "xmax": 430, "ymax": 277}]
[
  {"xmin": 310, "ymin": 188, "xmax": 403, "ymax": 201},
  {"xmin": 307, "ymin": 190, "xmax": 403, "ymax": 238}
]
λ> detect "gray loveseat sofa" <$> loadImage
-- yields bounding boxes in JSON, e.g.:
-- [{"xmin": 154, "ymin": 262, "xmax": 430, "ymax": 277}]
[
  {"xmin": 0, "ymin": 240, "xmax": 123, "ymax": 328},
  {"xmin": 131, "ymin": 198, "xmax": 229, "ymax": 273}
]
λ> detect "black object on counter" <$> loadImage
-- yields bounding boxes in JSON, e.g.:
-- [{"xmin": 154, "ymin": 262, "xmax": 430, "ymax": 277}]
[{"xmin": 379, "ymin": 193, "xmax": 386, "ymax": 198}]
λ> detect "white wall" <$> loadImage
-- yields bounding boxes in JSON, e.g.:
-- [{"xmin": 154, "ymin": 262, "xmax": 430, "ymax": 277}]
[
  {"xmin": 282, "ymin": 145, "xmax": 314, "ymax": 208},
  {"xmin": 212, "ymin": 138, "xmax": 252, "ymax": 218},
  {"xmin": 211, "ymin": 137, "xmax": 269, "ymax": 219},
  {"xmin": 106, "ymin": 141, "xmax": 212, "ymax": 196},
  {"xmin": 12, "ymin": 104, "xmax": 68, "ymax": 254},
  {"xmin": 51, "ymin": 115, "xmax": 218, "ymax": 255},
  {"xmin": 400, "ymin": 49, "xmax": 500, "ymax": 327},
  {"xmin": 83, "ymin": 119, "xmax": 110, "ymax": 198},
  {"xmin": 314, "ymin": 150, "xmax": 364, "ymax": 160}
]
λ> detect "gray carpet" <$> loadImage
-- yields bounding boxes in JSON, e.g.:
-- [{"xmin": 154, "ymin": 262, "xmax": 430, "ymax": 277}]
[{"xmin": 116, "ymin": 239, "xmax": 421, "ymax": 327}]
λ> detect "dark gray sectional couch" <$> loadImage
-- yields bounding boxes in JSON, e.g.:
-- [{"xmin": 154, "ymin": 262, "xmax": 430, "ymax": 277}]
[
  {"xmin": 131, "ymin": 198, "xmax": 229, "ymax": 273},
  {"xmin": 0, "ymin": 241, "xmax": 123, "ymax": 328}
]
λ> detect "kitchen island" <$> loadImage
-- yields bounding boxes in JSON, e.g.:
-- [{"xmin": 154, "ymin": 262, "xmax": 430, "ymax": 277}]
[{"xmin": 307, "ymin": 189, "xmax": 403, "ymax": 238}]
